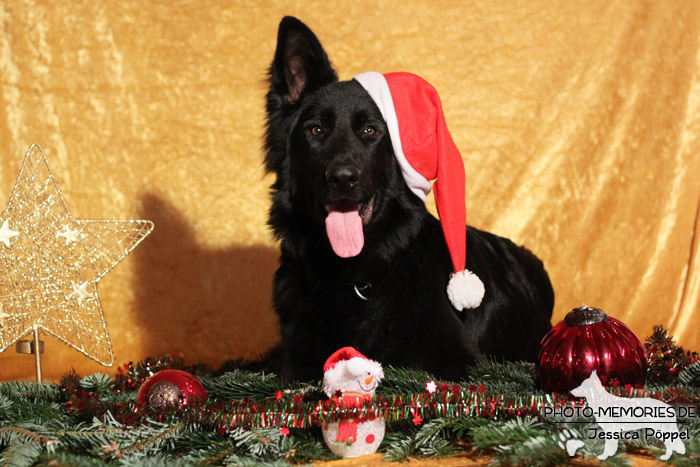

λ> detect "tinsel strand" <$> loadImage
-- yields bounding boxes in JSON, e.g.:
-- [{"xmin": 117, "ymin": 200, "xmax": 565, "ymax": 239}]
[{"xmin": 61, "ymin": 327, "xmax": 700, "ymax": 432}]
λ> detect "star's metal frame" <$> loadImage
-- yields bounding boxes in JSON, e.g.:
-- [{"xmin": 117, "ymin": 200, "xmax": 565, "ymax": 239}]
[{"xmin": 0, "ymin": 144, "xmax": 153, "ymax": 380}]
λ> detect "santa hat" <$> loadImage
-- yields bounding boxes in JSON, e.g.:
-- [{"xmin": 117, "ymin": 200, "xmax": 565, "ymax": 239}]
[
  {"xmin": 354, "ymin": 71, "xmax": 485, "ymax": 309},
  {"xmin": 323, "ymin": 346, "xmax": 368, "ymax": 373},
  {"xmin": 323, "ymin": 347, "xmax": 383, "ymax": 397}
]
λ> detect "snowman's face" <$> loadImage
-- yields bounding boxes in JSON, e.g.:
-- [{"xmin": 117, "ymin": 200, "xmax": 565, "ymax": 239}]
[
  {"xmin": 323, "ymin": 357, "xmax": 384, "ymax": 397},
  {"xmin": 358, "ymin": 371, "xmax": 378, "ymax": 393}
]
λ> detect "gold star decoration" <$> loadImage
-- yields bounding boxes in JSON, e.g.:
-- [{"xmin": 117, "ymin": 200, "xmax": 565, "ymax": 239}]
[
  {"xmin": 0, "ymin": 144, "xmax": 153, "ymax": 366},
  {"xmin": 0, "ymin": 303, "xmax": 9, "ymax": 323},
  {"xmin": 0, "ymin": 220, "xmax": 19, "ymax": 247},
  {"xmin": 57, "ymin": 225, "xmax": 81, "ymax": 245}
]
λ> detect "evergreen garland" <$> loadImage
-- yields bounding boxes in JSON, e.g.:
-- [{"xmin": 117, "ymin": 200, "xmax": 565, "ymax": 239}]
[
  {"xmin": 0, "ymin": 327, "xmax": 698, "ymax": 466},
  {"xmin": 645, "ymin": 325, "xmax": 699, "ymax": 385}
]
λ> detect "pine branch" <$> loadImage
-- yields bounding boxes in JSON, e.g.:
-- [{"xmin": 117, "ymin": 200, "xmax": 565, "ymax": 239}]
[
  {"xmin": 465, "ymin": 359, "xmax": 537, "ymax": 393},
  {"xmin": 0, "ymin": 439, "xmax": 42, "ymax": 467},
  {"xmin": 52, "ymin": 413, "xmax": 183, "ymax": 462},
  {"xmin": 199, "ymin": 370, "xmax": 315, "ymax": 401},
  {"xmin": 219, "ymin": 455, "xmax": 291, "ymax": 467},
  {"xmin": 379, "ymin": 366, "xmax": 441, "ymax": 395},
  {"xmin": 187, "ymin": 443, "xmax": 238, "ymax": 465},
  {"xmin": 0, "ymin": 396, "xmax": 11, "ymax": 419},
  {"xmin": 491, "ymin": 433, "xmax": 570, "ymax": 466},
  {"xmin": 0, "ymin": 425, "xmax": 60, "ymax": 466},
  {"xmin": 80, "ymin": 373, "xmax": 115, "ymax": 393},
  {"xmin": 55, "ymin": 427, "xmax": 122, "ymax": 456},
  {"xmin": 679, "ymin": 361, "xmax": 700, "ymax": 387},
  {"xmin": 0, "ymin": 394, "xmax": 68, "ymax": 430},
  {"xmin": 487, "ymin": 425, "xmax": 635, "ymax": 467},
  {"xmin": 645, "ymin": 325, "xmax": 699, "ymax": 385},
  {"xmin": 412, "ymin": 419, "xmax": 463, "ymax": 458},
  {"xmin": 471, "ymin": 417, "xmax": 541, "ymax": 449},
  {"xmin": 223, "ymin": 427, "xmax": 307, "ymax": 463},
  {"xmin": 381, "ymin": 425, "xmax": 419, "ymax": 461},
  {"xmin": 114, "ymin": 455, "xmax": 192, "ymax": 466},
  {"xmin": 283, "ymin": 428, "xmax": 338, "ymax": 464},
  {"xmin": 37, "ymin": 452, "xmax": 109, "ymax": 466},
  {"xmin": 119, "ymin": 421, "xmax": 185, "ymax": 457},
  {"xmin": 166, "ymin": 429, "xmax": 229, "ymax": 459},
  {"xmin": 1, "ymin": 328, "xmax": 698, "ymax": 466},
  {"xmin": 381, "ymin": 417, "xmax": 488, "ymax": 461},
  {"xmin": 0, "ymin": 426, "xmax": 55, "ymax": 445},
  {"xmin": 0, "ymin": 380, "xmax": 61, "ymax": 402}
]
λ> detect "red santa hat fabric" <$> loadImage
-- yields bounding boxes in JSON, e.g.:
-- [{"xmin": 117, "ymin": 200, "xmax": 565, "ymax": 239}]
[
  {"xmin": 353, "ymin": 71, "xmax": 485, "ymax": 309},
  {"xmin": 323, "ymin": 346, "xmax": 367, "ymax": 373}
]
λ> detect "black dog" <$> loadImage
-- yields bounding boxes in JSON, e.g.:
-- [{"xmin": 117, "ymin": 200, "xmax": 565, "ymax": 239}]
[{"xmin": 264, "ymin": 16, "xmax": 553, "ymax": 382}]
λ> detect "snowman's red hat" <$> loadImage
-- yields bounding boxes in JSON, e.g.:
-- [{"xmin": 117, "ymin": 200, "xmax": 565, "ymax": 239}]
[
  {"xmin": 322, "ymin": 346, "xmax": 384, "ymax": 398},
  {"xmin": 323, "ymin": 346, "xmax": 367, "ymax": 373},
  {"xmin": 354, "ymin": 71, "xmax": 485, "ymax": 309}
]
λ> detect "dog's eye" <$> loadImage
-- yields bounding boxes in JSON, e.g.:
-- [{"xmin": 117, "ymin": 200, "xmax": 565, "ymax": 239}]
[
  {"xmin": 363, "ymin": 126, "xmax": 376, "ymax": 136},
  {"xmin": 310, "ymin": 126, "xmax": 323, "ymax": 136}
]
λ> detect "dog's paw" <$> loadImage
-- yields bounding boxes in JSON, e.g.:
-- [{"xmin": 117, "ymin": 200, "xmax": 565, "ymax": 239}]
[{"xmin": 558, "ymin": 429, "xmax": 585, "ymax": 457}]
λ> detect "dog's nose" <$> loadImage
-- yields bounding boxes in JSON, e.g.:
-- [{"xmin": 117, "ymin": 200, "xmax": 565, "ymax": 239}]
[{"xmin": 326, "ymin": 165, "xmax": 360, "ymax": 192}]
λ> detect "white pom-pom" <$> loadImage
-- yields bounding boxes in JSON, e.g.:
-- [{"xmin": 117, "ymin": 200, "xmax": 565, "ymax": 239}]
[
  {"xmin": 447, "ymin": 269, "xmax": 485, "ymax": 310},
  {"xmin": 345, "ymin": 357, "xmax": 368, "ymax": 377}
]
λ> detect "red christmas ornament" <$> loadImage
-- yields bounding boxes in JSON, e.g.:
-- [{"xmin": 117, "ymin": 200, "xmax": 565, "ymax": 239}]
[
  {"xmin": 135, "ymin": 369, "xmax": 208, "ymax": 409},
  {"xmin": 537, "ymin": 306, "xmax": 646, "ymax": 393}
]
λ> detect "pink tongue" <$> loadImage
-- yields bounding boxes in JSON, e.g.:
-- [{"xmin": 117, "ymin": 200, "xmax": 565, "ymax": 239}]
[{"xmin": 325, "ymin": 208, "xmax": 364, "ymax": 258}]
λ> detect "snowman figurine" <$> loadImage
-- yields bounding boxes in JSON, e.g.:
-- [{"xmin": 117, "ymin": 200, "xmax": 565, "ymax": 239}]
[{"xmin": 321, "ymin": 347, "xmax": 385, "ymax": 458}]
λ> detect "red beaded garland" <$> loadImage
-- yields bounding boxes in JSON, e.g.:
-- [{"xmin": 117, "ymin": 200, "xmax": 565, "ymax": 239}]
[{"xmin": 537, "ymin": 306, "xmax": 646, "ymax": 393}]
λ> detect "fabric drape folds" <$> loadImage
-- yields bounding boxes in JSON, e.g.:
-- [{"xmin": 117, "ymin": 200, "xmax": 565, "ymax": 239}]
[{"xmin": 0, "ymin": 1, "xmax": 698, "ymax": 380}]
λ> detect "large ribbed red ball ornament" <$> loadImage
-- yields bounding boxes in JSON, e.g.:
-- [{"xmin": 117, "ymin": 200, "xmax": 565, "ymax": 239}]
[
  {"xmin": 537, "ymin": 306, "xmax": 646, "ymax": 393},
  {"xmin": 136, "ymin": 369, "xmax": 208, "ymax": 409}
]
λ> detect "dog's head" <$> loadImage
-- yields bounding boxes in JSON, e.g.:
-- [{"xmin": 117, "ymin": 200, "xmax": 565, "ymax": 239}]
[{"xmin": 264, "ymin": 17, "xmax": 421, "ymax": 259}]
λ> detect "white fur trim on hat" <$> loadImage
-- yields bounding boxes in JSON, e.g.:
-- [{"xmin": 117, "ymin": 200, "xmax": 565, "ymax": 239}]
[
  {"xmin": 323, "ymin": 356, "xmax": 384, "ymax": 397},
  {"xmin": 447, "ymin": 269, "xmax": 485, "ymax": 309},
  {"xmin": 353, "ymin": 71, "xmax": 432, "ymax": 203}
]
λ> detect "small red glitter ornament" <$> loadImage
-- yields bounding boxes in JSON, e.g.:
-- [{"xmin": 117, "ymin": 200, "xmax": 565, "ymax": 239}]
[
  {"xmin": 537, "ymin": 306, "xmax": 646, "ymax": 393},
  {"xmin": 135, "ymin": 369, "xmax": 208, "ymax": 409}
]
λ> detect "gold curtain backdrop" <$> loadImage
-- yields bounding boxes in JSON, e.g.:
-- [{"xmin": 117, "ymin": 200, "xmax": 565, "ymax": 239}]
[{"xmin": 0, "ymin": 0, "xmax": 698, "ymax": 381}]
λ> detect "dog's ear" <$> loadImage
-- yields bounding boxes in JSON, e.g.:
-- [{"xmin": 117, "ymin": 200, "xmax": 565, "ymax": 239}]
[
  {"xmin": 269, "ymin": 16, "xmax": 338, "ymax": 104},
  {"xmin": 265, "ymin": 17, "xmax": 338, "ymax": 174}
]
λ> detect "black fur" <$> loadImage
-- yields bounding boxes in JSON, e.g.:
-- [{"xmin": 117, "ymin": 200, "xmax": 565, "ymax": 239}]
[{"xmin": 264, "ymin": 16, "xmax": 554, "ymax": 382}]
